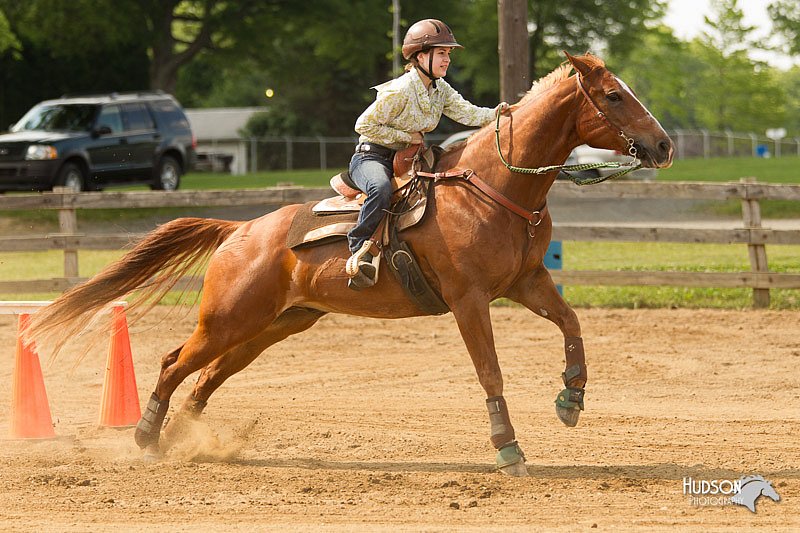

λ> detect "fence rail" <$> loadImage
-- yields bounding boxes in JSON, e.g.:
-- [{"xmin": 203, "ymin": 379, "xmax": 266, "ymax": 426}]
[{"xmin": 0, "ymin": 180, "xmax": 798, "ymax": 307}]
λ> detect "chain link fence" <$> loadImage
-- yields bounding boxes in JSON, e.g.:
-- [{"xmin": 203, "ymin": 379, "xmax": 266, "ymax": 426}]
[{"xmin": 198, "ymin": 130, "xmax": 799, "ymax": 173}]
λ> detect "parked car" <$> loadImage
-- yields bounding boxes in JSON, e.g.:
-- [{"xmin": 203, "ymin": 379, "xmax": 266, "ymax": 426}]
[
  {"xmin": 563, "ymin": 144, "xmax": 656, "ymax": 181},
  {"xmin": 0, "ymin": 91, "xmax": 195, "ymax": 192},
  {"xmin": 440, "ymin": 130, "xmax": 656, "ymax": 180}
]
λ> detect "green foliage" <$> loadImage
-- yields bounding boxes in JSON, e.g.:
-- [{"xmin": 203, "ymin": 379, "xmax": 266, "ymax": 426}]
[
  {"xmin": 611, "ymin": 0, "xmax": 792, "ymax": 134},
  {"xmin": 0, "ymin": 9, "xmax": 19, "ymax": 54},
  {"xmin": 769, "ymin": 0, "xmax": 800, "ymax": 54},
  {"xmin": 0, "ymin": 0, "xmax": 798, "ymax": 139}
]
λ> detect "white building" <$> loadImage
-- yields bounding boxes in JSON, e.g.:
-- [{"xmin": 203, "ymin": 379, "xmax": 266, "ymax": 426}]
[{"xmin": 185, "ymin": 107, "xmax": 267, "ymax": 175}]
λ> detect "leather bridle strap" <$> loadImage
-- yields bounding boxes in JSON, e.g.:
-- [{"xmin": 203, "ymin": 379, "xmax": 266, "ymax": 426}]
[
  {"xmin": 575, "ymin": 74, "xmax": 638, "ymax": 159},
  {"xmin": 415, "ymin": 169, "xmax": 546, "ymax": 227}
]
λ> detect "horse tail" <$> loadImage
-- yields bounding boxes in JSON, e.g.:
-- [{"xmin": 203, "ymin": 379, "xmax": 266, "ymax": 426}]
[{"xmin": 26, "ymin": 217, "xmax": 243, "ymax": 360}]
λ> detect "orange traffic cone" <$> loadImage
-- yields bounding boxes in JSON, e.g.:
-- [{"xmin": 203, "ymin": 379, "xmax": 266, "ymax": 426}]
[
  {"xmin": 10, "ymin": 314, "xmax": 56, "ymax": 439},
  {"xmin": 98, "ymin": 306, "xmax": 141, "ymax": 427}
]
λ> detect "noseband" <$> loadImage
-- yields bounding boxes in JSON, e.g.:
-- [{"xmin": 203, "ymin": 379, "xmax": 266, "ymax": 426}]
[{"xmin": 495, "ymin": 75, "xmax": 641, "ymax": 186}]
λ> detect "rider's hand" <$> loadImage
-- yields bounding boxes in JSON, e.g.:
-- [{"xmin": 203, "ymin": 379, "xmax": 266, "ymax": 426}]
[
  {"xmin": 410, "ymin": 132, "xmax": 424, "ymax": 144},
  {"xmin": 498, "ymin": 102, "xmax": 512, "ymax": 116}
]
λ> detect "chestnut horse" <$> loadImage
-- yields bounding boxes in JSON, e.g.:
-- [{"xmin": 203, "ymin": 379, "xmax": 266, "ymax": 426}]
[{"xmin": 27, "ymin": 53, "xmax": 673, "ymax": 476}]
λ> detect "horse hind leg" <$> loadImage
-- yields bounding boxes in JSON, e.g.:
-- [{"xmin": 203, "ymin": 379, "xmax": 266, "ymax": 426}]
[
  {"xmin": 161, "ymin": 307, "xmax": 327, "ymax": 450},
  {"xmin": 135, "ymin": 310, "xmax": 281, "ymax": 456}
]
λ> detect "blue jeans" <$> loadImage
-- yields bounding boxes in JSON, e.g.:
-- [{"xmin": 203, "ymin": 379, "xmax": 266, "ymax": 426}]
[{"xmin": 346, "ymin": 151, "xmax": 393, "ymax": 254}]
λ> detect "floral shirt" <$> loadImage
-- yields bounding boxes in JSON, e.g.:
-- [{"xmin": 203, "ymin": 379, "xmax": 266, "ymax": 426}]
[{"xmin": 355, "ymin": 68, "xmax": 499, "ymax": 150}]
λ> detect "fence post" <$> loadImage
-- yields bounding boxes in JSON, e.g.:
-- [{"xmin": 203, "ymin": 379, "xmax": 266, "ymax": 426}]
[
  {"xmin": 284, "ymin": 136, "xmax": 293, "ymax": 171},
  {"xmin": 53, "ymin": 186, "xmax": 79, "ymax": 279},
  {"xmin": 674, "ymin": 129, "xmax": 684, "ymax": 160},
  {"xmin": 249, "ymin": 137, "xmax": 257, "ymax": 174},
  {"xmin": 317, "ymin": 136, "xmax": 327, "ymax": 170},
  {"xmin": 701, "ymin": 129, "xmax": 710, "ymax": 159},
  {"xmin": 725, "ymin": 130, "xmax": 734, "ymax": 156},
  {"xmin": 739, "ymin": 177, "xmax": 770, "ymax": 308}
]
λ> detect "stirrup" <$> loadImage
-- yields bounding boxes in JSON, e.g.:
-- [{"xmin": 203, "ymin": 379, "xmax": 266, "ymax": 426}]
[{"xmin": 346, "ymin": 240, "xmax": 380, "ymax": 284}]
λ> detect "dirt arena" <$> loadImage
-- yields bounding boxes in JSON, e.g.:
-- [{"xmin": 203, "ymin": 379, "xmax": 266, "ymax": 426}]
[{"xmin": 0, "ymin": 305, "xmax": 797, "ymax": 531}]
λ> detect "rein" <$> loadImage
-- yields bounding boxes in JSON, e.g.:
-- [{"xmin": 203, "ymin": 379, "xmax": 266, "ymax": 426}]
[{"xmin": 494, "ymin": 75, "xmax": 642, "ymax": 186}]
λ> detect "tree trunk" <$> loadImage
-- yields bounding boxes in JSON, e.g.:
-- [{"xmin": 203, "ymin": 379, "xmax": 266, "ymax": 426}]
[{"xmin": 497, "ymin": 0, "xmax": 530, "ymax": 102}]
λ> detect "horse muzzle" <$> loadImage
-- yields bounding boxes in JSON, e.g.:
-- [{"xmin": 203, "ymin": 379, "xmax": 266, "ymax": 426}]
[{"xmin": 634, "ymin": 138, "xmax": 674, "ymax": 169}]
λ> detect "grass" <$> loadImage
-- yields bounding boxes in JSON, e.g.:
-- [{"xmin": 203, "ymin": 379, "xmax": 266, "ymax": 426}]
[
  {"xmin": 561, "ymin": 241, "xmax": 800, "ymax": 310},
  {"xmin": 1, "ymin": 241, "xmax": 797, "ymax": 309},
  {"xmin": 659, "ymin": 156, "xmax": 800, "ymax": 218},
  {"xmin": 658, "ymin": 155, "xmax": 799, "ymax": 184},
  {"xmin": 0, "ymin": 160, "xmax": 797, "ymax": 309}
]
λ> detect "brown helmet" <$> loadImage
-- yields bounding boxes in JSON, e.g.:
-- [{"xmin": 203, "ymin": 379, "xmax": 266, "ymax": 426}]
[{"xmin": 402, "ymin": 19, "xmax": 463, "ymax": 60}]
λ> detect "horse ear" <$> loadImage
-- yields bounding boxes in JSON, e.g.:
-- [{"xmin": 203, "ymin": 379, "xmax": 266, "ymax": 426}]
[{"xmin": 563, "ymin": 51, "xmax": 592, "ymax": 77}]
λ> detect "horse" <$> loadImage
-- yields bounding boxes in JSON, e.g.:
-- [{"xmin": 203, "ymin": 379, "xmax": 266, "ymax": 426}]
[
  {"xmin": 731, "ymin": 475, "xmax": 781, "ymax": 512},
  {"xmin": 27, "ymin": 53, "xmax": 673, "ymax": 476}
]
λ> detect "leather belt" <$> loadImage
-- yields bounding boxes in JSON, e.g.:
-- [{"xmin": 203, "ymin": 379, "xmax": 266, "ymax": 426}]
[{"xmin": 356, "ymin": 142, "xmax": 395, "ymax": 159}]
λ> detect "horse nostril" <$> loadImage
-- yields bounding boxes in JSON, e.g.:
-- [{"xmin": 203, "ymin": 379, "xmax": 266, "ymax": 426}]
[{"xmin": 657, "ymin": 140, "xmax": 671, "ymax": 156}]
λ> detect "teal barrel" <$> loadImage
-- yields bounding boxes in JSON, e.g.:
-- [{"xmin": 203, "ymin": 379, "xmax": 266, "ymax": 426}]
[{"xmin": 544, "ymin": 241, "xmax": 563, "ymax": 296}]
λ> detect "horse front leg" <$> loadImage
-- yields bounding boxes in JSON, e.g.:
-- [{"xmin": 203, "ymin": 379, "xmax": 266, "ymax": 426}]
[
  {"xmin": 449, "ymin": 293, "xmax": 528, "ymax": 477},
  {"xmin": 505, "ymin": 264, "xmax": 587, "ymax": 427}
]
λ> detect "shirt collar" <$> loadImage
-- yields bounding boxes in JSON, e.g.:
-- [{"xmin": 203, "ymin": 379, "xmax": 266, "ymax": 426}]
[{"xmin": 410, "ymin": 68, "xmax": 439, "ymax": 96}]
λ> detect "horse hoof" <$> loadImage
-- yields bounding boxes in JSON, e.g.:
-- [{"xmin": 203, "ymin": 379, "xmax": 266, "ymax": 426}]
[
  {"xmin": 142, "ymin": 444, "xmax": 162, "ymax": 463},
  {"xmin": 496, "ymin": 441, "xmax": 527, "ymax": 476},
  {"xmin": 498, "ymin": 461, "xmax": 529, "ymax": 477},
  {"xmin": 555, "ymin": 404, "xmax": 581, "ymax": 427}
]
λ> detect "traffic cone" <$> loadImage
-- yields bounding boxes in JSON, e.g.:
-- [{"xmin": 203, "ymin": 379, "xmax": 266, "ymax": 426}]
[
  {"xmin": 98, "ymin": 306, "xmax": 141, "ymax": 427},
  {"xmin": 10, "ymin": 314, "xmax": 56, "ymax": 439}
]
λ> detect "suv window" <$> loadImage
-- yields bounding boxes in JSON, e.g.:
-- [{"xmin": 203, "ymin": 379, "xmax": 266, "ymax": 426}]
[
  {"xmin": 96, "ymin": 105, "xmax": 123, "ymax": 133},
  {"xmin": 122, "ymin": 103, "xmax": 155, "ymax": 131},
  {"xmin": 150, "ymin": 99, "xmax": 190, "ymax": 131},
  {"xmin": 13, "ymin": 103, "xmax": 98, "ymax": 132}
]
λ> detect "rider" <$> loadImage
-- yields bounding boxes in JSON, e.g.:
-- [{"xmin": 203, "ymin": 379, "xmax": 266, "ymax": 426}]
[{"xmin": 346, "ymin": 18, "xmax": 510, "ymax": 289}]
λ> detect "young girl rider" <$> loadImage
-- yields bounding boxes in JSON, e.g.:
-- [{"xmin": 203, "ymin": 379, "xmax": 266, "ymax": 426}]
[{"xmin": 346, "ymin": 18, "xmax": 510, "ymax": 289}]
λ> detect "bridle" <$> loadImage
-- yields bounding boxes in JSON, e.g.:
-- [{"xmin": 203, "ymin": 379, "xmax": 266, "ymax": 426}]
[{"xmin": 495, "ymin": 74, "xmax": 642, "ymax": 186}]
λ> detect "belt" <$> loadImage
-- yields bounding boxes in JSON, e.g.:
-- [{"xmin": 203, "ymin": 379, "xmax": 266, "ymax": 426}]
[{"xmin": 356, "ymin": 142, "xmax": 395, "ymax": 159}]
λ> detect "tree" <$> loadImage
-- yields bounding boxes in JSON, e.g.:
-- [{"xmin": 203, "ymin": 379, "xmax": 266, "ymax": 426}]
[
  {"xmin": 611, "ymin": 26, "xmax": 702, "ymax": 130},
  {"xmin": 691, "ymin": 0, "xmax": 784, "ymax": 132},
  {"xmin": 450, "ymin": 0, "xmax": 666, "ymax": 102},
  {"xmin": 769, "ymin": 0, "xmax": 800, "ymax": 54}
]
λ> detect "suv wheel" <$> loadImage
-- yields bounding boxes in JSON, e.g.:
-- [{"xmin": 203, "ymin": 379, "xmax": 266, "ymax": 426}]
[
  {"xmin": 56, "ymin": 162, "xmax": 85, "ymax": 192},
  {"xmin": 152, "ymin": 155, "xmax": 181, "ymax": 191}
]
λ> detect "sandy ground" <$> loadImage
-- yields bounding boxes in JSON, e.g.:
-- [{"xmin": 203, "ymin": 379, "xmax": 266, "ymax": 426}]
[{"xmin": 0, "ymin": 305, "xmax": 797, "ymax": 531}]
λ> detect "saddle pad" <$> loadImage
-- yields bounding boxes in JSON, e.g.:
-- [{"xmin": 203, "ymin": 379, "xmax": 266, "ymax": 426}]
[
  {"xmin": 287, "ymin": 180, "xmax": 431, "ymax": 250},
  {"xmin": 286, "ymin": 201, "xmax": 357, "ymax": 249}
]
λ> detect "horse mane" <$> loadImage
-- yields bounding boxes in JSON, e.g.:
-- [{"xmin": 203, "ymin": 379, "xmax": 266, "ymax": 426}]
[
  {"xmin": 739, "ymin": 475, "xmax": 768, "ymax": 486},
  {"xmin": 441, "ymin": 54, "xmax": 605, "ymax": 155},
  {"xmin": 519, "ymin": 53, "xmax": 604, "ymax": 105}
]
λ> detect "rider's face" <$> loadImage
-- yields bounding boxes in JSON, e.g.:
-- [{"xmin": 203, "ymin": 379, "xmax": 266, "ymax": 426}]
[{"xmin": 418, "ymin": 47, "xmax": 452, "ymax": 78}]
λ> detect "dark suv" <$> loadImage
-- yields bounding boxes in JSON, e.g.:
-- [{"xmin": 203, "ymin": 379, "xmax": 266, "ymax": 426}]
[{"xmin": 0, "ymin": 91, "xmax": 195, "ymax": 192}]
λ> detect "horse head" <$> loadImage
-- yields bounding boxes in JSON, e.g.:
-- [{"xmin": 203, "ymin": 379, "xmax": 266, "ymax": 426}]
[
  {"xmin": 565, "ymin": 52, "xmax": 673, "ymax": 171},
  {"xmin": 732, "ymin": 475, "xmax": 781, "ymax": 512}
]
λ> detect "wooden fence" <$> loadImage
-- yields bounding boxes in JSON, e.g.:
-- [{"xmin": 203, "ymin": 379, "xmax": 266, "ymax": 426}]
[{"xmin": 1, "ymin": 180, "xmax": 798, "ymax": 307}]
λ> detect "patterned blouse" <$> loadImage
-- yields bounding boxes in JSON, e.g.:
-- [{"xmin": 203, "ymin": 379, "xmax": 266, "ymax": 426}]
[{"xmin": 355, "ymin": 68, "xmax": 499, "ymax": 150}]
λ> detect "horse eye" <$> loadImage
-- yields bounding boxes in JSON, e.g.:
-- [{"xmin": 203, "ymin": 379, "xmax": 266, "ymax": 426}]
[{"xmin": 607, "ymin": 92, "xmax": 622, "ymax": 102}]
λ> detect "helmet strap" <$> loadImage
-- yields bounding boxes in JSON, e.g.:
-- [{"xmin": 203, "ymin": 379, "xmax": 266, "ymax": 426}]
[{"xmin": 416, "ymin": 50, "xmax": 438, "ymax": 88}]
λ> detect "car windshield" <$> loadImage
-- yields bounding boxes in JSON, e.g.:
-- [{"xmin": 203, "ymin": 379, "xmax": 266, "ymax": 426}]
[{"xmin": 12, "ymin": 104, "xmax": 98, "ymax": 132}]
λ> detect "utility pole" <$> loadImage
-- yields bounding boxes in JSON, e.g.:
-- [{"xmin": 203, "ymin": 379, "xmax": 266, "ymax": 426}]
[
  {"xmin": 497, "ymin": 0, "xmax": 530, "ymax": 103},
  {"xmin": 392, "ymin": 0, "xmax": 401, "ymax": 77}
]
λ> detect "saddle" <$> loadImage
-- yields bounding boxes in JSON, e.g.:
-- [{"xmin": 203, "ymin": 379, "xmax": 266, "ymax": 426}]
[
  {"xmin": 288, "ymin": 145, "xmax": 438, "ymax": 247},
  {"xmin": 286, "ymin": 144, "xmax": 449, "ymax": 315}
]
